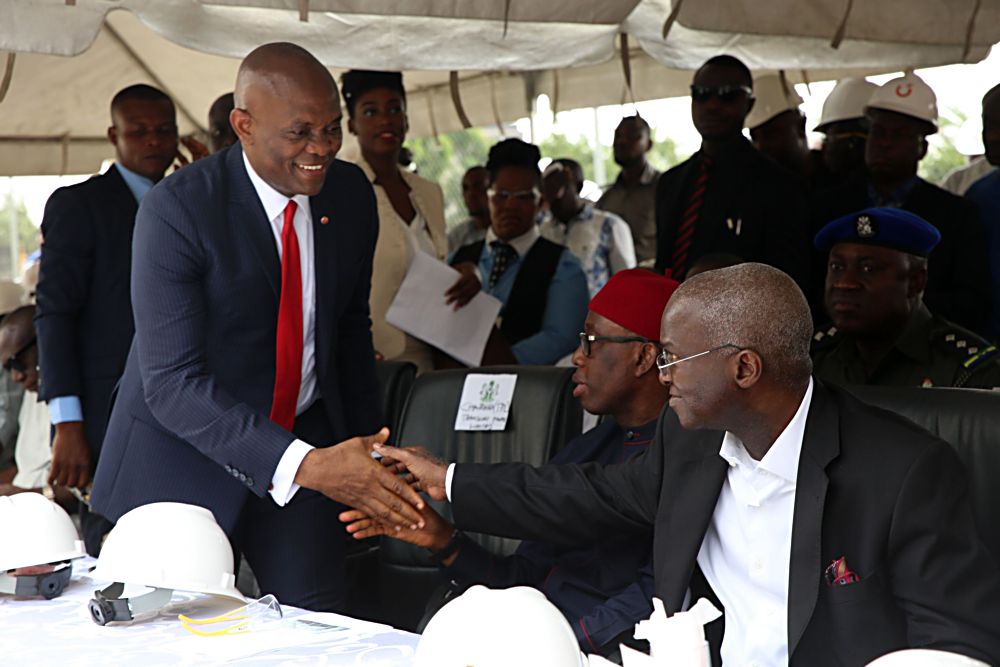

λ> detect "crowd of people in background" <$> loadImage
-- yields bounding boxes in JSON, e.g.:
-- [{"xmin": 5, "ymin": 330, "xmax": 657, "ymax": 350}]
[{"xmin": 3, "ymin": 44, "xmax": 1000, "ymax": 665}]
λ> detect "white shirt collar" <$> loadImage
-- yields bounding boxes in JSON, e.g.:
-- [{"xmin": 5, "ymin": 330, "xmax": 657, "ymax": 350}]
[
  {"xmin": 719, "ymin": 377, "xmax": 814, "ymax": 483},
  {"xmin": 485, "ymin": 223, "xmax": 540, "ymax": 257},
  {"xmin": 242, "ymin": 150, "xmax": 311, "ymax": 222}
]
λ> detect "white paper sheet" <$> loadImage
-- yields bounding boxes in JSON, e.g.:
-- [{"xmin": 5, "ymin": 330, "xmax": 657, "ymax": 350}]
[
  {"xmin": 454, "ymin": 373, "xmax": 517, "ymax": 431},
  {"xmin": 385, "ymin": 252, "xmax": 502, "ymax": 367}
]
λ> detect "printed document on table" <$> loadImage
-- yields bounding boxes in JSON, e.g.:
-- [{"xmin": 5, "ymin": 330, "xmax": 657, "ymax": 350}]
[{"xmin": 386, "ymin": 251, "xmax": 502, "ymax": 367}]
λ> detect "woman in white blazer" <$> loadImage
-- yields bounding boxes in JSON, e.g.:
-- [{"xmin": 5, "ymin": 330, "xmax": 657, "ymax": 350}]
[{"xmin": 342, "ymin": 70, "xmax": 449, "ymax": 373}]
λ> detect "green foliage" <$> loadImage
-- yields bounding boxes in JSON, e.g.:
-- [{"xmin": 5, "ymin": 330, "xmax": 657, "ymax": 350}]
[
  {"xmin": 406, "ymin": 128, "xmax": 493, "ymax": 227},
  {"xmin": 919, "ymin": 107, "xmax": 971, "ymax": 185},
  {"xmin": 0, "ymin": 193, "xmax": 40, "ymax": 279}
]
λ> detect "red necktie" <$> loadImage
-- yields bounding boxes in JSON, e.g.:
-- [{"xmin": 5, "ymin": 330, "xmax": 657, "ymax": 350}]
[
  {"xmin": 670, "ymin": 155, "xmax": 712, "ymax": 279},
  {"xmin": 270, "ymin": 200, "xmax": 303, "ymax": 431}
]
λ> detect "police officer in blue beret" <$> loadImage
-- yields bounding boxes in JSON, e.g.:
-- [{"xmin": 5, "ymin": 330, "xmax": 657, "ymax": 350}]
[{"xmin": 812, "ymin": 207, "xmax": 1000, "ymax": 389}]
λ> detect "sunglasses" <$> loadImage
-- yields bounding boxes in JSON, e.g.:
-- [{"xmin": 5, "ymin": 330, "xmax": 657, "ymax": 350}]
[
  {"xmin": 3, "ymin": 337, "xmax": 36, "ymax": 374},
  {"xmin": 690, "ymin": 84, "xmax": 753, "ymax": 103}
]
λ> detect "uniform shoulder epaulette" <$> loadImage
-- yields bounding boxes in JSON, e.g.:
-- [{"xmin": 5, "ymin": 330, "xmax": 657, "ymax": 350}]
[
  {"xmin": 811, "ymin": 325, "xmax": 839, "ymax": 349},
  {"xmin": 933, "ymin": 324, "xmax": 992, "ymax": 363}
]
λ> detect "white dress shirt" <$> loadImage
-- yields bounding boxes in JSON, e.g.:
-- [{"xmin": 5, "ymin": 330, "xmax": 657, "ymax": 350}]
[
  {"xmin": 242, "ymin": 151, "xmax": 318, "ymax": 506},
  {"xmin": 696, "ymin": 378, "xmax": 814, "ymax": 667}
]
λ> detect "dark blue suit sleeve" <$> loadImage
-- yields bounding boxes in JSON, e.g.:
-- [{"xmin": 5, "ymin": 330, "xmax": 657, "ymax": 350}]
[
  {"xmin": 35, "ymin": 187, "xmax": 95, "ymax": 401},
  {"xmin": 131, "ymin": 186, "xmax": 292, "ymax": 495},
  {"xmin": 333, "ymin": 180, "xmax": 383, "ymax": 435},
  {"xmin": 444, "ymin": 537, "xmax": 554, "ymax": 589},
  {"xmin": 575, "ymin": 560, "xmax": 654, "ymax": 652}
]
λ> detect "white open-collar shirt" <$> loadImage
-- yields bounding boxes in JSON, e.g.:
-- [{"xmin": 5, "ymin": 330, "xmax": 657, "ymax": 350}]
[
  {"xmin": 243, "ymin": 151, "xmax": 318, "ymax": 506},
  {"xmin": 697, "ymin": 378, "xmax": 814, "ymax": 667}
]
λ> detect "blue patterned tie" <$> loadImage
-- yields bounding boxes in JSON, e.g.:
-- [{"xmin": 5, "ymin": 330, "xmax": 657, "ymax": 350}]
[{"xmin": 488, "ymin": 241, "xmax": 517, "ymax": 289}]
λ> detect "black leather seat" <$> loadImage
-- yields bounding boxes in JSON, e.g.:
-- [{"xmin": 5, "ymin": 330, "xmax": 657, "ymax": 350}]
[
  {"xmin": 342, "ymin": 360, "xmax": 416, "ymax": 620},
  {"xmin": 374, "ymin": 360, "xmax": 418, "ymax": 441},
  {"xmin": 848, "ymin": 385, "xmax": 1000, "ymax": 563},
  {"xmin": 375, "ymin": 365, "xmax": 583, "ymax": 630}
]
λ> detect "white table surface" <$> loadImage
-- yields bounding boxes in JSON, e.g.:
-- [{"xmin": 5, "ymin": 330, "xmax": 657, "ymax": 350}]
[{"xmin": 0, "ymin": 559, "xmax": 419, "ymax": 666}]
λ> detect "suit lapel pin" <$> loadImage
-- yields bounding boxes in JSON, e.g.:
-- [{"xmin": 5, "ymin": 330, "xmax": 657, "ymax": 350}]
[{"xmin": 320, "ymin": 215, "xmax": 330, "ymax": 225}]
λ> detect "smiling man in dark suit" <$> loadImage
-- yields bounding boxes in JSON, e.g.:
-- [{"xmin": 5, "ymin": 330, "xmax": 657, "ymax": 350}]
[
  {"xmin": 36, "ymin": 84, "xmax": 179, "ymax": 555},
  {"xmin": 90, "ymin": 43, "xmax": 424, "ymax": 612},
  {"xmin": 374, "ymin": 262, "xmax": 1000, "ymax": 665}
]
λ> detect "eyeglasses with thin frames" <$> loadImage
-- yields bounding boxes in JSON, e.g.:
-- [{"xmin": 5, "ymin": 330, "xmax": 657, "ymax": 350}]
[
  {"xmin": 488, "ymin": 188, "xmax": 540, "ymax": 205},
  {"xmin": 578, "ymin": 332, "xmax": 650, "ymax": 357},
  {"xmin": 3, "ymin": 337, "xmax": 36, "ymax": 374},
  {"xmin": 689, "ymin": 84, "xmax": 753, "ymax": 103},
  {"xmin": 656, "ymin": 344, "xmax": 741, "ymax": 374}
]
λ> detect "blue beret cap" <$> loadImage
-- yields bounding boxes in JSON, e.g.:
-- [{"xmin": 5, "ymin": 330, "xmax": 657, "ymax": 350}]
[{"xmin": 814, "ymin": 207, "xmax": 941, "ymax": 256}]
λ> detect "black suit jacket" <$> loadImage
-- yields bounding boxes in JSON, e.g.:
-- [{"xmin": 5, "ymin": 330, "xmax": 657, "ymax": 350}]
[
  {"xmin": 451, "ymin": 380, "xmax": 1000, "ymax": 665},
  {"xmin": 654, "ymin": 139, "xmax": 811, "ymax": 292},
  {"xmin": 811, "ymin": 176, "xmax": 992, "ymax": 333},
  {"xmin": 91, "ymin": 145, "xmax": 383, "ymax": 533},
  {"xmin": 35, "ymin": 166, "xmax": 138, "ymax": 458}
]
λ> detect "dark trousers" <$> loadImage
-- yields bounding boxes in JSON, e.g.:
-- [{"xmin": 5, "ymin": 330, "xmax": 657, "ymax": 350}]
[{"xmin": 232, "ymin": 400, "xmax": 349, "ymax": 612}]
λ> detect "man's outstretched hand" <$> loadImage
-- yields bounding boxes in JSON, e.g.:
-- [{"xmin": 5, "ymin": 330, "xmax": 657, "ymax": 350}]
[
  {"xmin": 294, "ymin": 428, "xmax": 426, "ymax": 530},
  {"xmin": 372, "ymin": 443, "xmax": 449, "ymax": 501}
]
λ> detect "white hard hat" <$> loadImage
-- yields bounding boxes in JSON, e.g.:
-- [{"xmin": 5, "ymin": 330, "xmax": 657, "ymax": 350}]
[
  {"xmin": 815, "ymin": 78, "xmax": 879, "ymax": 132},
  {"xmin": 0, "ymin": 281, "xmax": 25, "ymax": 316},
  {"xmin": 89, "ymin": 502, "xmax": 244, "ymax": 625},
  {"xmin": 415, "ymin": 585, "xmax": 585, "ymax": 667},
  {"xmin": 865, "ymin": 73, "xmax": 938, "ymax": 132},
  {"xmin": 0, "ymin": 493, "xmax": 86, "ymax": 599},
  {"xmin": 866, "ymin": 649, "xmax": 989, "ymax": 667},
  {"xmin": 745, "ymin": 73, "xmax": 804, "ymax": 130}
]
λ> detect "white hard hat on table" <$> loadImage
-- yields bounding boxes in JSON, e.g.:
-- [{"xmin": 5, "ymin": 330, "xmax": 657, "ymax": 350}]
[
  {"xmin": 89, "ymin": 502, "xmax": 244, "ymax": 625},
  {"xmin": 746, "ymin": 73, "xmax": 803, "ymax": 130},
  {"xmin": 0, "ymin": 493, "xmax": 86, "ymax": 599},
  {"xmin": 415, "ymin": 585, "xmax": 586, "ymax": 667},
  {"xmin": 865, "ymin": 73, "xmax": 938, "ymax": 132}
]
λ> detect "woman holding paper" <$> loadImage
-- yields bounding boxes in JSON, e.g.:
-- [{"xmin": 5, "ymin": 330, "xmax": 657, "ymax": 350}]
[{"xmin": 342, "ymin": 70, "xmax": 461, "ymax": 373}]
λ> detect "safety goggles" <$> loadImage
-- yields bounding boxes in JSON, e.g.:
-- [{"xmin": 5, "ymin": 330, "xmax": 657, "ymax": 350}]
[
  {"xmin": 3, "ymin": 337, "xmax": 36, "ymax": 374},
  {"xmin": 178, "ymin": 594, "xmax": 284, "ymax": 636},
  {"xmin": 690, "ymin": 84, "xmax": 753, "ymax": 103},
  {"xmin": 578, "ymin": 332, "xmax": 651, "ymax": 357}
]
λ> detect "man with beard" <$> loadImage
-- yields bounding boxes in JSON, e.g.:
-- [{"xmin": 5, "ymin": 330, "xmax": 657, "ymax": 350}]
[{"xmin": 598, "ymin": 116, "xmax": 661, "ymax": 266}]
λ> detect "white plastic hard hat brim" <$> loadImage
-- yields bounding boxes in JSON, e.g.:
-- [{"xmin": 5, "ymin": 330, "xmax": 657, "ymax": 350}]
[
  {"xmin": 815, "ymin": 78, "xmax": 879, "ymax": 132},
  {"xmin": 0, "ymin": 493, "xmax": 86, "ymax": 571},
  {"xmin": 746, "ymin": 73, "xmax": 803, "ymax": 131},
  {"xmin": 866, "ymin": 648, "xmax": 990, "ymax": 666},
  {"xmin": 90, "ymin": 502, "xmax": 245, "ymax": 602}
]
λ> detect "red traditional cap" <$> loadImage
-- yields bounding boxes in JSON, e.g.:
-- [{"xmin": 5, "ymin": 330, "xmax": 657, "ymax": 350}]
[{"xmin": 589, "ymin": 269, "xmax": 680, "ymax": 341}]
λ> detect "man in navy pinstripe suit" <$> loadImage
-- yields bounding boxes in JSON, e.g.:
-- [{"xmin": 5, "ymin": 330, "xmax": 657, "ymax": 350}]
[{"xmin": 91, "ymin": 43, "xmax": 425, "ymax": 611}]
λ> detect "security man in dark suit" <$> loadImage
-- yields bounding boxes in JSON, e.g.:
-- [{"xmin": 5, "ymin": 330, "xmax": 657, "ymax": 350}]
[
  {"xmin": 654, "ymin": 55, "xmax": 810, "ymax": 291},
  {"xmin": 35, "ymin": 84, "xmax": 179, "ymax": 555},
  {"xmin": 812, "ymin": 207, "xmax": 1000, "ymax": 389},
  {"xmin": 810, "ymin": 74, "xmax": 991, "ymax": 334}
]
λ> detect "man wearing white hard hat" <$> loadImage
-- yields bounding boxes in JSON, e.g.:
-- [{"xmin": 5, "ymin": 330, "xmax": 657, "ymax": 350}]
[
  {"xmin": 814, "ymin": 78, "xmax": 878, "ymax": 185},
  {"xmin": 812, "ymin": 73, "xmax": 992, "ymax": 335},
  {"xmin": 746, "ymin": 72, "xmax": 829, "ymax": 190}
]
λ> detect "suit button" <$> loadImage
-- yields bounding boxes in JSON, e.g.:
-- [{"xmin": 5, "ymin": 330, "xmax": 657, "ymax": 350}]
[
  {"xmin": 224, "ymin": 464, "xmax": 232, "ymax": 473},
  {"xmin": 238, "ymin": 472, "xmax": 246, "ymax": 482},
  {"xmin": 246, "ymin": 477, "xmax": 254, "ymax": 487}
]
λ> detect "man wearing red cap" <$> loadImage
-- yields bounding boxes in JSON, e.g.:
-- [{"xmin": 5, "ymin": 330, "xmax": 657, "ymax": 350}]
[{"xmin": 342, "ymin": 269, "xmax": 677, "ymax": 657}]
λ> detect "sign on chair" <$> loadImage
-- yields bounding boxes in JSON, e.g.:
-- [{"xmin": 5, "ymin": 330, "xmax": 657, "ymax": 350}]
[{"xmin": 454, "ymin": 374, "xmax": 517, "ymax": 431}]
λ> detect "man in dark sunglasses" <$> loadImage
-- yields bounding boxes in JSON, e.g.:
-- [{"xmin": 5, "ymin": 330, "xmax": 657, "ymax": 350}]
[{"xmin": 654, "ymin": 55, "xmax": 810, "ymax": 295}]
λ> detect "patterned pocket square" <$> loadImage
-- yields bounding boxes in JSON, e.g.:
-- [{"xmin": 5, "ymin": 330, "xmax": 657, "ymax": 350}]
[{"xmin": 824, "ymin": 556, "xmax": 860, "ymax": 587}]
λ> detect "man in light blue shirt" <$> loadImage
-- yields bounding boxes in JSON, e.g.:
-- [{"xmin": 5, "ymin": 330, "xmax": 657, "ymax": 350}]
[{"xmin": 36, "ymin": 84, "xmax": 179, "ymax": 554}]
